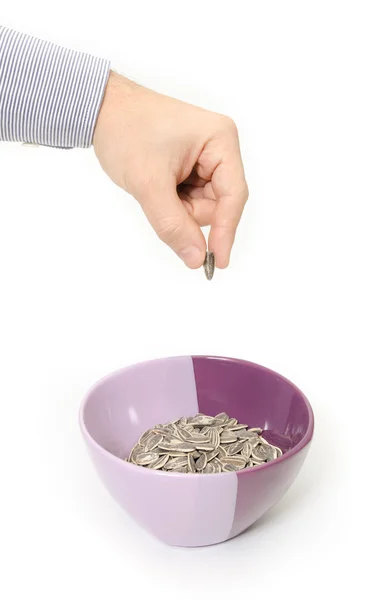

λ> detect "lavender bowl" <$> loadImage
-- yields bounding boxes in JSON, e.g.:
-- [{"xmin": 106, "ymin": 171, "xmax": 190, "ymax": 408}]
[{"xmin": 80, "ymin": 356, "xmax": 314, "ymax": 547}]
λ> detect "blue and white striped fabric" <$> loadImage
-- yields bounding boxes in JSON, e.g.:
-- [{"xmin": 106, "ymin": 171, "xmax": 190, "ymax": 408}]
[{"xmin": 0, "ymin": 26, "xmax": 110, "ymax": 148}]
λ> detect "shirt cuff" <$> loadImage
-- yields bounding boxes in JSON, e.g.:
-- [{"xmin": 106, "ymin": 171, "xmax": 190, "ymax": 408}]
[{"xmin": 0, "ymin": 26, "xmax": 110, "ymax": 148}]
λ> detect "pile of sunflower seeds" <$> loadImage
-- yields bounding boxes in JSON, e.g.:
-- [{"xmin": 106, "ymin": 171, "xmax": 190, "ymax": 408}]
[{"xmin": 125, "ymin": 412, "xmax": 282, "ymax": 474}]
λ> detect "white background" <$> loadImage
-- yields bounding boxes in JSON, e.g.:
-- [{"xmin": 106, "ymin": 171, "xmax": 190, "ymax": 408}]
[{"xmin": 1, "ymin": 1, "xmax": 386, "ymax": 597}]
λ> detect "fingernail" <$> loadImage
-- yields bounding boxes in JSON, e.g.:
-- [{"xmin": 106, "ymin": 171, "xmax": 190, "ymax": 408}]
[{"xmin": 179, "ymin": 246, "xmax": 202, "ymax": 268}]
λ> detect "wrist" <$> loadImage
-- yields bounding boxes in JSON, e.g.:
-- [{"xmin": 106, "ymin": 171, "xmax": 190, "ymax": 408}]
[{"xmin": 93, "ymin": 70, "xmax": 140, "ymax": 146}]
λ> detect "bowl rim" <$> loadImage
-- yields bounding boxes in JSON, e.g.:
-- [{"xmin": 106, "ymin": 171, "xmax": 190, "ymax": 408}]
[{"xmin": 79, "ymin": 355, "xmax": 314, "ymax": 478}]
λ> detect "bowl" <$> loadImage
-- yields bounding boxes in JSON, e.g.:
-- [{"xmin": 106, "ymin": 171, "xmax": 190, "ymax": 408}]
[{"xmin": 80, "ymin": 356, "xmax": 314, "ymax": 547}]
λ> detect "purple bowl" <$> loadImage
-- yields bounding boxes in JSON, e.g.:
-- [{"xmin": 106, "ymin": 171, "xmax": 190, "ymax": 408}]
[{"xmin": 80, "ymin": 356, "xmax": 314, "ymax": 547}]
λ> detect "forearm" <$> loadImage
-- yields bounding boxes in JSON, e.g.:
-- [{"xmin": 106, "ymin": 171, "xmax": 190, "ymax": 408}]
[{"xmin": 0, "ymin": 26, "xmax": 110, "ymax": 148}]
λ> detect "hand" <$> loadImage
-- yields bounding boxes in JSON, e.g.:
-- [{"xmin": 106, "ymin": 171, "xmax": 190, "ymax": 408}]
[{"xmin": 93, "ymin": 71, "xmax": 248, "ymax": 269}]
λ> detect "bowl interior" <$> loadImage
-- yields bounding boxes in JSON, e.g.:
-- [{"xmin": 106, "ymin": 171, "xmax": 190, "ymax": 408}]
[{"xmin": 81, "ymin": 356, "xmax": 312, "ymax": 460}]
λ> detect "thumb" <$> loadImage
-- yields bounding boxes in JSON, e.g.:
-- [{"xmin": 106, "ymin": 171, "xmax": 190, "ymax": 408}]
[{"xmin": 139, "ymin": 178, "xmax": 207, "ymax": 268}]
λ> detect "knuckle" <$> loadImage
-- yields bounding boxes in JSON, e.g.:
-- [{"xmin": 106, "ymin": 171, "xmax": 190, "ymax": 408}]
[
  {"xmin": 223, "ymin": 115, "xmax": 238, "ymax": 134},
  {"xmin": 134, "ymin": 175, "xmax": 158, "ymax": 197},
  {"xmin": 156, "ymin": 217, "xmax": 183, "ymax": 245},
  {"xmin": 212, "ymin": 114, "xmax": 238, "ymax": 137}
]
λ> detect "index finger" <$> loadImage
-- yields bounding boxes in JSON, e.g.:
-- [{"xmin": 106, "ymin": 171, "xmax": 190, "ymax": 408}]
[{"xmin": 208, "ymin": 151, "xmax": 248, "ymax": 268}]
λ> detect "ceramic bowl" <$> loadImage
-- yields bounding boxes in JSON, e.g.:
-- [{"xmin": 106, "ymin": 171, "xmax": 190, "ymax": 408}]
[{"xmin": 80, "ymin": 356, "xmax": 314, "ymax": 546}]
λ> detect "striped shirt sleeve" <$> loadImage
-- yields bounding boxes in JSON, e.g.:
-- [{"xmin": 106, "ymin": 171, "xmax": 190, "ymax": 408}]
[{"xmin": 0, "ymin": 26, "xmax": 110, "ymax": 148}]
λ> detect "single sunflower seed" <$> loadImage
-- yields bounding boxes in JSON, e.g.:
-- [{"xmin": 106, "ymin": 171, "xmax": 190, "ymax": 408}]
[
  {"xmin": 195, "ymin": 453, "xmax": 207, "ymax": 471},
  {"xmin": 136, "ymin": 452, "xmax": 159, "ymax": 466},
  {"xmin": 203, "ymin": 251, "xmax": 215, "ymax": 280}
]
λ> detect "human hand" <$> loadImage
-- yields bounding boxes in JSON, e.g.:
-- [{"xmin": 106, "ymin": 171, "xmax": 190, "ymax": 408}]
[{"xmin": 93, "ymin": 71, "xmax": 248, "ymax": 269}]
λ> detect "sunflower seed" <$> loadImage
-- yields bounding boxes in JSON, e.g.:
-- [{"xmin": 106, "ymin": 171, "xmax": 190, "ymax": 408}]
[
  {"xmin": 135, "ymin": 452, "xmax": 159, "ymax": 466},
  {"xmin": 195, "ymin": 453, "xmax": 207, "ymax": 471},
  {"xmin": 214, "ymin": 412, "xmax": 229, "ymax": 422},
  {"xmin": 169, "ymin": 464, "xmax": 188, "ymax": 473},
  {"xmin": 275, "ymin": 446, "xmax": 283, "ymax": 458},
  {"xmin": 222, "ymin": 463, "xmax": 239, "ymax": 472},
  {"xmin": 241, "ymin": 441, "xmax": 253, "ymax": 460},
  {"xmin": 226, "ymin": 423, "xmax": 248, "ymax": 431},
  {"xmin": 212, "ymin": 458, "xmax": 223, "ymax": 472},
  {"xmin": 206, "ymin": 448, "xmax": 220, "ymax": 461},
  {"xmin": 144, "ymin": 433, "xmax": 164, "ymax": 452},
  {"xmin": 130, "ymin": 445, "xmax": 144, "ymax": 462},
  {"xmin": 174, "ymin": 428, "xmax": 188, "ymax": 441},
  {"xmin": 224, "ymin": 418, "xmax": 238, "ymax": 428},
  {"xmin": 227, "ymin": 441, "xmax": 245, "ymax": 456},
  {"xmin": 158, "ymin": 441, "xmax": 196, "ymax": 453},
  {"xmin": 139, "ymin": 430, "xmax": 154, "ymax": 446},
  {"xmin": 164, "ymin": 424, "xmax": 176, "ymax": 434},
  {"xmin": 203, "ymin": 251, "xmax": 215, "ymax": 280},
  {"xmin": 165, "ymin": 456, "xmax": 188, "ymax": 470},
  {"xmin": 166, "ymin": 450, "xmax": 188, "ymax": 457},
  {"xmin": 220, "ymin": 431, "xmax": 238, "ymax": 444},
  {"xmin": 237, "ymin": 430, "xmax": 259, "ymax": 440},
  {"xmin": 265, "ymin": 445, "xmax": 278, "ymax": 461},
  {"xmin": 252, "ymin": 445, "xmax": 271, "ymax": 462},
  {"xmin": 169, "ymin": 424, "xmax": 182, "ymax": 438},
  {"xmin": 151, "ymin": 427, "xmax": 169, "ymax": 436},
  {"xmin": 203, "ymin": 462, "xmax": 216, "ymax": 474},
  {"xmin": 179, "ymin": 429, "xmax": 195, "ymax": 441},
  {"xmin": 220, "ymin": 456, "xmax": 247, "ymax": 469},
  {"xmin": 188, "ymin": 433, "xmax": 211, "ymax": 443},
  {"xmin": 126, "ymin": 445, "xmax": 135, "ymax": 462},
  {"xmin": 163, "ymin": 435, "xmax": 184, "ymax": 446},
  {"xmin": 217, "ymin": 445, "xmax": 227, "ymax": 458},
  {"xmin": 196, "ymin": 444, "xmax": 215, "ymax": 453},
  {"xmin": 188, "ymin": 454, "xmax": 196, "ymax": 473},
  {"xmin": 149, "ymin": 454, "xmax": 170, "ymax": 470},
  {"xmin": 208, "ymin": 428, "xmax": 220, "ymax": 448},
  {"xmin": 191, "ymin": 414, "xmax": 216, "ymax": 426}
]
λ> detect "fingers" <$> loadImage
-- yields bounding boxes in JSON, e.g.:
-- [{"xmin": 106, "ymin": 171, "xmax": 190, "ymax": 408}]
[
  {"xmin": 179, "ymin": 182, "xmax": 216, "ymax": 200},
  {"xmin": 181, "ymin": 172, "xmax": 208, "ymax": 187},
  {"xmin": 181, "ymin": 197, "xmax": 216, "ymax": 227},
  {"xmin": 179, "ymin": 146, "xmax": 248, "ymax": 268},
  {"xmin": 208, "ymin": 134, "xmax": 248, "ymax": 268},
  {"xmin": 139, "ymin": 177, "xmax": 207, "ymax": 268},
  {"xmin": 208, "ymin": 185, "xmax": 247, "ymax": 268}
]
